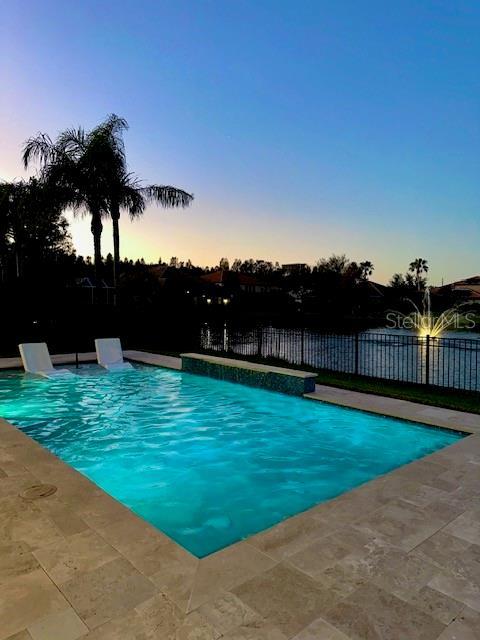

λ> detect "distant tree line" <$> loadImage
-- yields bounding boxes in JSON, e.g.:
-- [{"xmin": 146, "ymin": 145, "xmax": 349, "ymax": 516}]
[{"xmin": 1, "ymin": 112, "xmax": 438, "ymax": 334}]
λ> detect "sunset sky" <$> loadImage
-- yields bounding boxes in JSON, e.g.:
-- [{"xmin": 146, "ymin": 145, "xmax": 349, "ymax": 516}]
[{"xmin": 1, "ymin": 0, "xmax": 479, "ymax": 284}]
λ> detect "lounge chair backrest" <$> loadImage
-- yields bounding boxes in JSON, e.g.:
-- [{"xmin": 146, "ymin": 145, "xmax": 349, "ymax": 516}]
[
  {"xmin": 95, "ymin": 338, "xmax": 124, "ymax": 366},
  {"xmin": 19, "ymin": 343, "xmax": 54, "ymax": 374}
]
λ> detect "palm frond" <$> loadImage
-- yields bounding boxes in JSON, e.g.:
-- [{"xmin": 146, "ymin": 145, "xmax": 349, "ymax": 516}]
[
  {"xmin": 121, "ymin": 184, "xmax": 146, "ymax": 219},
  {"xmin": 56, "ymin": 127, "xmax": 87, "ymax": 157},
  {"xmin": 101, "ymin": 113, "xmax": 129, "ymax": 136},
  {"xmin": 22, "ymin": 133, "xmax": 55, "ymax": 168},
  {"xmin": 89, "ymin": 114, "xmax": 128, "ymax": 162},
  {"xmin": 143, "ymin": 185, "xmax": 194, "ymax": 208}
]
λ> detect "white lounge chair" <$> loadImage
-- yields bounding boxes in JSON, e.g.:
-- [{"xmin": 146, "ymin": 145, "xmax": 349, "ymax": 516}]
[
  {"xmin": 18, "ymin": 343, "xmax": 73, "ymax": 378},
  {"xmin": 95, "ymin": 338, "xmax": 133, "ymax": 371}
]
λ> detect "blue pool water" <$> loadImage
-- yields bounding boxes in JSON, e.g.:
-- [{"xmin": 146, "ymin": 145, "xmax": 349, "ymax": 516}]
[{"xmin": 0, "ymin": 364, "xmax": 462, "ymax": 556}]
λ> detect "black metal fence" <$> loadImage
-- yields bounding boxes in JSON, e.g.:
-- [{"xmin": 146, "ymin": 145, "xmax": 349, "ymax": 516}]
[{"xmin": 199, "ymin": 326, "xmax": 480, "ymax": 392}]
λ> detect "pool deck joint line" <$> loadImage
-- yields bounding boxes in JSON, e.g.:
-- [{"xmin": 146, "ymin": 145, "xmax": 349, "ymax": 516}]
[{"xmin": 0, "ymin": 350, "xmax": 479, "ymax": 639}]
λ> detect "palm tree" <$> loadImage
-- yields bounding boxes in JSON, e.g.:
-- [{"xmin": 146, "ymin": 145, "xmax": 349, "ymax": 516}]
[
  {"xmin": 23, "ymin": 114, "xmax": 127, "ymax": 285},
  {"xmin": 359, "ymin": 260, "xmax": 374, "ymax": 280},
  {"xmin": 107, "ymin": 167, "xmax": 193, "ymax": 295},
  {"xmin": 409, "ymin": 258, "xmax": 429, "ymax": 291},
  {"xmin": 24, "ymin": 115, "xmax": 194, "ymax": 296}
]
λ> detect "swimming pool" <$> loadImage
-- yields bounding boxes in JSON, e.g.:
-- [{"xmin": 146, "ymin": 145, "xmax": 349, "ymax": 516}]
[{"xmin": 0, "ymin": 363, "xmax": 462, "ymax": 557}]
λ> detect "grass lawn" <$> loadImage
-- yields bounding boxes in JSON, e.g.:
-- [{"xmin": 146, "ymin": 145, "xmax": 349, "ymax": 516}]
[{"xmin": 314, "ymin": 370, "xmax": 480, "ymax": 415}]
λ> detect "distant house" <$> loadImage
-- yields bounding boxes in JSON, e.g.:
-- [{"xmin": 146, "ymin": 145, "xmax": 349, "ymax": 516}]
[
  {"xmin": 282, "ymin": 263, "xmax": 309, "ymax": 276},
  {"xmin": 74, "ymin": 277, "xmax": 114, "ymax": 304},
  {"xmin": 147, "ymin": 264, "xmax": 169, "ymax": 287},
  {"xmin": 433, "ymin": 276, "xmax": 480, "ymax": 301},
  {"xmin": 362, "ymin": 280, "xmax": 387, "ymax": 299},
  {"xmin": 200, "ymin": 270, "xmax": 277, "ymax": 295}
]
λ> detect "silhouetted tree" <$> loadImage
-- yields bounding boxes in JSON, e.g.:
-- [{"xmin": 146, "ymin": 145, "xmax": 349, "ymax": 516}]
[
  {"xmin": 0, "ymin": 178, "xmax": 72, "ymax": 280},
  {"xmin": 409, "ymin": 258, "xmax": 429, "ymax": 291},
  {"xmin": 359, "ymin": 261, "xmax": 374, "ymax": 280},
  {"xmin": 107, "ymin": 165, "xmax": 193, "ymax": 294},
  {"xmin": 23, "ymin": 114, "xmax": 127, "ymax": 285}
]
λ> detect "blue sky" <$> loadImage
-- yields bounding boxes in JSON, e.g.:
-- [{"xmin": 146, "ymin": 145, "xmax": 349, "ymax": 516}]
[{"xmin": 1, "ymin": 0, "xmax": 479, "ymax": 283}]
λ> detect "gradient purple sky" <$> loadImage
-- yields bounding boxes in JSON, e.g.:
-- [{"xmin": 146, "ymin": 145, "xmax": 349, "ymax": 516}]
[{"xmin": 1, "ymin": 0, "xmax": 479, "ymax": 283}]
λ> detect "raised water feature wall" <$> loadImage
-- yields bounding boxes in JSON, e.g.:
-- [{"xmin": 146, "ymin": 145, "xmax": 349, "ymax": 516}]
[{"xmin": 181, "ymin": 353, "xmax": 316, "ymax": 395}]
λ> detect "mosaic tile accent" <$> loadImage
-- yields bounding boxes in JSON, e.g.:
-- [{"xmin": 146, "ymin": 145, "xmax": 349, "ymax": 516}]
[{"xmin": 181, "ymin": 354, "xmax": 316, "ymax": 395}]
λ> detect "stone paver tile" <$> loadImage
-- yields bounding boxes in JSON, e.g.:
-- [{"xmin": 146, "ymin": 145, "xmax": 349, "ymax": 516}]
[
  {"xmin": 0, "ymin": 495, "xmax": 64, "ymax": 550},
  {"xmin": 75, "ymin": 494, "xmax": 133, "ymax": 531},
  {"xmin": 325, "ymin": 582, "xmax": 445, "ymax": 640},
  {"xmin": 188, "ymin": 542, "xmax": 276, "ymax": 611},
  {"xmin": 428, "ymin": 571, "xmax": 480, "ymax": 613},
  {"xmin": 292, "ymin": 617, "xmax": 350, "ymax": 639},
  {"xmin": 28, "ymin": 470, "xmax": 99, "ymax": 503},
  {"xmin": 288, "ymin": 534, "xmax": 360, "ymax": 578},
  {"xmin": 358, "ymin": 474, "xmax": 429, "ymax": 506},
  {"xmin": 59, "ymin": 557, "xmax": 156, "ymax": 629},
  {"xmin": 435, "ymin": 606, "xmax": 480, "ymax": 640},
  {"xmin": 37, "ymin": 505, "xmax": 89, "ymax": 537},
  {"xmin": 313, "ymin": 538, "xmax": 406, "ymax": 598},
  {"xmin": 96, "ymin": 512, "xmax": 166, "ymax": 555},
  {"xmin": 33, "ymin": 529, "xmax": 120, "ymax": 584},
  {"xmin": 287, "ymin": 525, "xmax": 389, "ymax": 581},
  {"xmin": 4, "ymin": 632, "xmax": 33, "ymax": 640},
  {"xmin": 422, "ymin": 496, "xmax": 467, "ymax": 523},
  {"xmin": 27, "ymin": 609, "xmax": 88, "ymax": 640},
  {"xmin": 232, "ymin": 563, "xmax": 340, "ymax": 638},
  {"xmin": 99, "ymin": 515, "xmax": 199, "ymax": 611},
  {"xmin": 98, "ymin": 514, "xmax": 195, "ymax": 580},
  {"xmin": 352, "ymin": 499, "xmax": 447, "ymax": 551},
  {"xmin": 0, "ymin": 569, "xmax": 70, "ymax": 639},
  {"xmin": 413, "ymin": 531, "xmax": 474, "ymax": 568},
  {"xmin": 0, "ymin": 541, "xmax": 40, "ymax": 585},
  {"xmin": 370, "ymin": 553, "xmax": 439, "ymax": 601},
  {"xmin": 431, "ymin": 434, "xmax": 477, "ymax": 457},
  {"xmin": 394, "ymin": 459, "xmax": 448, "ymax": 484},
  {"xmin": 0, "ymin": 452, "xmax": 28, "ymax": 476},
  {"xmin": 149, "ymin": 543, "xmax": 199, "ymax": 613},
  {"xmin": 402, "ymin": 484, "xmax": 456, "ymax": 509},
  {"xmin": 0, "ymin": 429, "xmax": 32, "ymax": 449},
  {"xmin": 247, "ymin": 513, "xmax": 332, "ymax": 561},
  {"xmin": 4, "ymin": 441, "xmax": 60, "ymax": 468},
  {"xmin": 221, "ymin": 621, "xmax": 288, "ymax": 639},
  {"xmin": 176, "ymin": 611, "xmax": 221, "ymax": 639},
  {"xmin": 443, "ymin": 508, "xmax": 480, "ymax": 546},
  {"xmin": 198, "ymin": 591, "xmax": 262, "ymax": 635},
  {"xmin": 136, "ymin": 593, "xmax": 220, "ymax": 639},
  {"xmin": 0, "ymin": 462, "xmax": 29, "ymax": 477},
  {"xmin": 77, "ymin": 610, "xmax": 147, "ymax": 640},
  {"xmin": 310, "ymin": 490, "xmax": 384, "ymax": 527},
  {"xmin": 414, "ymin": 537, "xmax": 480, "ymax": 587},
  {"xmin": 0, "ymin": 473, "xmax": 39, "ymax": 499},
  {"xmin": 407, "ymin": 586, "xmax": 464, "ymax": 626},
  {"xmin": 425, "ymin": 464, "xmax": 479, "ymax": 494}
]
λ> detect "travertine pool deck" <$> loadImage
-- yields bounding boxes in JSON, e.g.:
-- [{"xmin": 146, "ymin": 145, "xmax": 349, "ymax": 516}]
[{"xmin": 0, "ymin": 351, "xmax": 479, "ymax": 639}]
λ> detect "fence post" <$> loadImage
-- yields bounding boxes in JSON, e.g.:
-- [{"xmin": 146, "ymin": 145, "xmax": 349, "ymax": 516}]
[
  {"xmin": 354, "ymin": 332, "xmax": 359, "ymax": 375},
  {"xmin": 257, "ymin": 327, "xmax": 263, "ymax": 358},
  {"xmin": 425, "ymin": 334, "xmax": 430, "ymax": 386},
  {"xmin": 301, "ymin": 328, "xmax": 305, "ymax": 365},
  {"xmin": 223, "ymin": 324, "xmax": 229, "ymax": 353}
]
